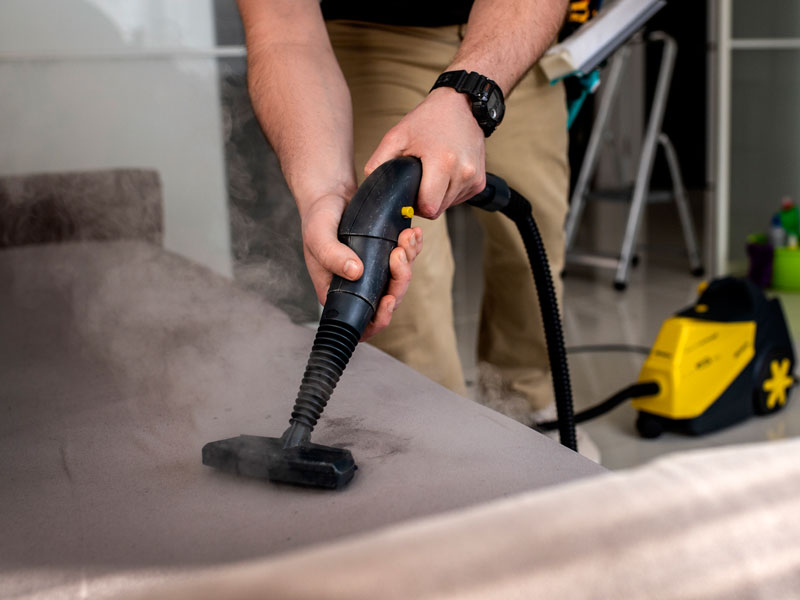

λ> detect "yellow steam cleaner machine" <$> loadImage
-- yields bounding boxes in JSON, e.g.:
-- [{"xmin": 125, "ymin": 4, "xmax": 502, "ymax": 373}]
[
  {"xmin": 540, "ymin": 276, "xmax": 796, "ymax": 439},
  {"xmin": 633, "ymin": 277, "xmax": 795, "ymax": 438}
]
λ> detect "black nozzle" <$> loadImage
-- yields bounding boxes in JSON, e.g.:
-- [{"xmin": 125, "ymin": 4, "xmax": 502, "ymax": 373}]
[
  {"xmin": 201, "ymin": 318, "xmax": 360, "ymax": 490},
  {"xmin": 201, "ymin": 435, "xmax": 356, "ymax": 490}
]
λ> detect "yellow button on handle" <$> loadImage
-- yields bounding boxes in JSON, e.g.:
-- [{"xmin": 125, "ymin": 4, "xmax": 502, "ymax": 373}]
[{"xmin": 401, "ymin": 206, "xmax": 414, "ymax": 219}]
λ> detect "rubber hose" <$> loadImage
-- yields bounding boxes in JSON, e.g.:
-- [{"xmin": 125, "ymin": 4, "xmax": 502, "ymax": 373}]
[
  {"xmin": 537, "ymin": 381, "xmax": 661, "ymax": 431},
  {"xmin": 283, "ymin": 319, "xmax": 360, "ymax": 447},
  {"xmin": 500, "ymin": 190, "xmax": 578, "ymax": 451}
]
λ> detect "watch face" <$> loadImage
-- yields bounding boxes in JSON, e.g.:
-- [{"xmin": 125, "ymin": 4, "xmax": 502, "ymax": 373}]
[{"xmin": 486, "ymin": 93, "xmax": 505, "ymax": 124}]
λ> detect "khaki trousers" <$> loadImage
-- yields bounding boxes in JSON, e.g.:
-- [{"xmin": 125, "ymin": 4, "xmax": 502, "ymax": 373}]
[{"xmin": 328, "ymin": 21, "xmax": 569, "ymax": 416}]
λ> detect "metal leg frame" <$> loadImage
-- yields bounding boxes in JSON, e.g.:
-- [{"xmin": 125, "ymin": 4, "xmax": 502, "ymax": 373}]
[
  {"xmin": 565, "ymin": 32, "xmax": 702, "ymax": 290},
  {"xmin": 613, "ymin": 32, "xmax": 677, "ymax": 289},
  {"xmin": 564, "ymin": 48, "xmax": 630, "ymax": 252},
  {"xmin": 659, "ymin": 132, "xmax": 704, "ymax": 275}
]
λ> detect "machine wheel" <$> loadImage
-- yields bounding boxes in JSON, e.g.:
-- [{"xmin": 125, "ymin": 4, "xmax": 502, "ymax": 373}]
[
  {"xmin": 636, "ymin": 412, "xmax": 664, "ymax": 439},
  {"xmin": 754, "ymin": 350, "xmax": 795, "ymax": 415},
  {"xmin": 613, "ymin": 281, "xmax": 627, "ymax": 292}
]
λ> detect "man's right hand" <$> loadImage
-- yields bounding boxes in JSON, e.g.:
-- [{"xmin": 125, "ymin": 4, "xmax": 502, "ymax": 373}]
[{"xmin": 300, "ymin": 194, "xmax": 423, "ymax": 339}]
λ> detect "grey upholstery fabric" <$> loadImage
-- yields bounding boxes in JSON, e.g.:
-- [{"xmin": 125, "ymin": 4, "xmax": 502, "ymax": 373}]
[
  {"xmin": 0, "ymin": 241, "xmax": 603, "ymax": 599},
  {"xmin": 128, "ymin": 439, "xmax": 800, "ymax": 600},
  {"xmin": 0, "ymin": 169, "xmax": 162, "ymax": 247}
]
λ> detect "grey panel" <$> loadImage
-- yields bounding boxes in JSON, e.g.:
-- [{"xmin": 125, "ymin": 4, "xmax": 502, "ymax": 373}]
[{"xmin": 213, "ymin": 0, "xmax": 245, "ymax": 46}]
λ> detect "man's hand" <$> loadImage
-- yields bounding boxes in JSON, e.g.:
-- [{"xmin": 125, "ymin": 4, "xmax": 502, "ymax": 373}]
[
  {"xmin": 300, "ymin": 194, "xmax": 423, "ymax": 339},
  {"xmin": 364, "ymin": 87, "xmax": 487, "ymax": 219},
  {"xmin": 362, "ymin": 0, "xmax": 569, "ymax": 219}
]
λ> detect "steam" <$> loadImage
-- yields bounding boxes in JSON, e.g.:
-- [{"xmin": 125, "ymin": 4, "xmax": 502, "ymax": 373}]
[{"xmin": 218, "ymin": 59, "xmax": 318, "ymax": 324}]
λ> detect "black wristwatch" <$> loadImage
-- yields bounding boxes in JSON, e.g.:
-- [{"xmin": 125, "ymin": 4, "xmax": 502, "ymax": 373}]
[{"xmin": 430, "ymin": 70, "xmax": 505, "ymax": 137}]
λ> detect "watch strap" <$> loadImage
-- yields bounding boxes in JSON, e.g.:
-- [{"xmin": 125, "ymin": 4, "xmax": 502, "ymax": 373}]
[
  {"xmin": 432, "ymin": 70, "xmax": 503, "ymax": 99},
  {"xmin": 430, "ymin": 70, "xmax": 505, "ymax": 137}
]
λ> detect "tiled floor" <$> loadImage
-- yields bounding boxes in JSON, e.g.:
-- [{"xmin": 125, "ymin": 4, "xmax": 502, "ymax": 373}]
[{"xmin": 448, "ymin": 204, "xmax": 800, "ymax": 470}]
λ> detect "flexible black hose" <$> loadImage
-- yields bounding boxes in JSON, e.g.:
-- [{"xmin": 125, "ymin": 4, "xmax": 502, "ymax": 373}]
[
  {"xmin": 282, "ymin": 319, "xmax": 360, "ymax": 447},
  {"xmin": 537, "ymin": 381, "xmax": 660, "ymax": 431},
  {"xmin": 500, "ymin": 190, "xmax": 578, "ymax": 451}
]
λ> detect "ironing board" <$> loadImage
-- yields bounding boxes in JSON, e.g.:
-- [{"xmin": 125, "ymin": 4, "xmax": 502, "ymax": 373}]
[{"xmin": 0, "ymin": 241, "xmax": 603, "ymax": 598}]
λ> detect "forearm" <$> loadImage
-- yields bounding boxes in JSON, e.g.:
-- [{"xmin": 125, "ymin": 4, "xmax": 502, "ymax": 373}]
[
  {"xmin": 237, "ymin": 0, "xmax": 356, "ymax": 217},
  {"xmin": 450, "ymin": 0, "xmax": 569, "ymax": 93},
  {"xmin": 236, "ymin": 0, "xmax": 422, "ymax": 333}
]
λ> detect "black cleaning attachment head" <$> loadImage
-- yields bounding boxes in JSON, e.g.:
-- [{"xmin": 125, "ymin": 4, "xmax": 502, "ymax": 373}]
[
  {"xmin": 201, "ymin": 435, "xmax": 357, "ymax": 490},
  {"xmin": 202, "ymin": 157, "xmax": 422, "ymax": 490},
  {"xmin": 202, "ymin": 317, "xmax": 362, "ymax": 489}
]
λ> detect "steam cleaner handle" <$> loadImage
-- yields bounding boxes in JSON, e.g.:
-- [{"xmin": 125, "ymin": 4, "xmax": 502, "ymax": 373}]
[{"xmin": 321, "ymin": 156, "xmax": 510, "ymax": 336}]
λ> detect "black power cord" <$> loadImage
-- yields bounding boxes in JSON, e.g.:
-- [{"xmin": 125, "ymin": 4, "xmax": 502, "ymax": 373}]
[
  {"xmin": 536, "ymin": 381, "xmax": 660, "ymax": 431},
  {"xmin": 566, "ymin": 344, "xmax": 651, "ymax": 356}
]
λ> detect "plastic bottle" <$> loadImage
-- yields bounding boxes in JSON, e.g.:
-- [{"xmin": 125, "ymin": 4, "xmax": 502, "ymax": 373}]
[{"xmin": 770, "ymin": 214, "xmax": 787, "ymax": 248}]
